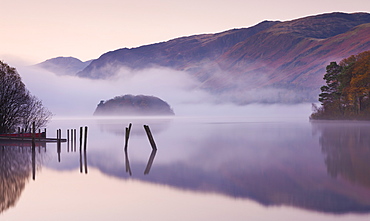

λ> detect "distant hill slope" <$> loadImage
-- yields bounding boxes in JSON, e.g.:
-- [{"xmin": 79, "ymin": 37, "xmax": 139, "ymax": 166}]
[
  {"xmin": 93, "ymin": 95, "xmax": 175, "ymax": 116},
  {"xmin": 68, "ymin": 12, "xmax": 370, "ymax": 103},
  {"xmin": 36, "ymin": 57, "xmax": 93, "ymax": 76}
]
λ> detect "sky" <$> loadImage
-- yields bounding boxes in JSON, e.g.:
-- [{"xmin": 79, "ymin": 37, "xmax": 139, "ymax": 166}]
[{"xmin": 1, "ymin": 0, "xmax": 370, "ymax": 64}]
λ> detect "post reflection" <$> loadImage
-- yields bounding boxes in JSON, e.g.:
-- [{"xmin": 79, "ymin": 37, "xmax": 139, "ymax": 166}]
[
  {"xmin": 84, "ymin": 148, "xmax": 88, "ymax": 174},
  {"xmin": 124, "ymin": 148, "xmax": 157, "ymax": 176},
  {"xmin": 144, "ymin": 149, "xmax": 157, "ymax": 175},
  {"xmin": 79, "ymin": 147, "xmax": 83, "ymax": 173},
  {"xmin": 32, "ymin": 141, "xmax": 36, "ymax": 180},
  {"xmin": 79, "ymin": 148, "xmax": 88, "ymax": 174},
  {"xmin": 124, "ymin": 148, "xmax": 132, "ymax": 176}
]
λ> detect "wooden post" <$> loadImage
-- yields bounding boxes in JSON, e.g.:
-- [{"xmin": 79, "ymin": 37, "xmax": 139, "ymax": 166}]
[
  {"xmin": 67, "ymin": 129, "xmax": 70, "ymax": 152},
  {"xmin": 143, "ymin": 125, "xmax": 157, "ymax": 150},
  {"xmin": 79, "ymin": 127, "xmax": 83, "ymax": 152},
  {"xmin": 57, "ymin": 129, "xmax": 61, "ymax": 162},
  {"xmin": 32, "ymin": 122, "xmax": 36, "ymax": 141},
  {"xmin": 74, "ymin": 129, "xmax": 77, "ymax": 152},
  {"xmin": 124, "ymin": 123, "xmax": 132, "ymax": 150},
  {"xmin": 84, "ymin": 126, "xmax": 88, "ymax": 151}
]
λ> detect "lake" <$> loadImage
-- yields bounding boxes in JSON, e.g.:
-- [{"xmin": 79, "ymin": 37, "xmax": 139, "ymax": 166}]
[{"xmin": 1, "ymin": 116, "xmax": 370, "ymax": 221}]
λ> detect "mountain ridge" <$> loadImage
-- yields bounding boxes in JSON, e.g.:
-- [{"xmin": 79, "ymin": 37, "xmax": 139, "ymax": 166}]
[{"xmin": 38, "ymin": 12, "xmax": 370, "ymax": 103}]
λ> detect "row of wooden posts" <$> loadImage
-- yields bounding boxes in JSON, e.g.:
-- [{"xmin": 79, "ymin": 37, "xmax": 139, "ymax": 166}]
[
  {"xmin": 31, "ymin": 126, "xmax": 88, "ymax": 181},
  {"xmin": 56, "ymin": 126, "xmax": 88, "ymax": 168},
  {"xmin": 55, "ymin": 126, "xmax": 88, "ymax": 150},
  {"xmin": 31, "ymin": 123, "xmax": 156, "ymax": 179}
]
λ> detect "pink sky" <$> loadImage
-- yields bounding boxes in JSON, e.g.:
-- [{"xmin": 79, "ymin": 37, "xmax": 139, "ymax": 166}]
[{"xmin": 1, "ymin": 0, "xmax": 369, "ymax": 64}]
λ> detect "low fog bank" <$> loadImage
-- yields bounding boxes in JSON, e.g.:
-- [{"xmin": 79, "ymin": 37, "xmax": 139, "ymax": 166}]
[{"xmin": 18, "ymin": 65, "xmax": 314, "ymax": 119}]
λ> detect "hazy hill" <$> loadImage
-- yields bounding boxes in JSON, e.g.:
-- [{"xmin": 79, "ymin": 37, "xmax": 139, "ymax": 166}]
[
  {"xmin": 93, "ymin": 95, "xmax": 175, "ymax": 116},
  {"xmin": 77, "ymin": 20, "xmax": 280, "ymax": 79},
  {"xmin": 36, "ymin": 57, "xmax": 93, "ymax": 76},
  {"xmin": 52, "ymin": 12, "xmax": 370, "ymax": 103}
]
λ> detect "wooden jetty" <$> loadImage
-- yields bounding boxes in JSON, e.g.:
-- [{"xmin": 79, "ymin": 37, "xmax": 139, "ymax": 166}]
[{"xmin": 0, "ymin": 134, "xmax": 67, "ymax": 143}]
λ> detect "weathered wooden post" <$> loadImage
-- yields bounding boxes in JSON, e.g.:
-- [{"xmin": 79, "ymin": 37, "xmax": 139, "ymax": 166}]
[
  {"xmin": 143, "ymin": 125, "xmax": 157, "ymax": 150},
  {"xmin": 73, "ymin": 129, "xmax": 76, "ymax": 152},
  {"xmin": 124, "ymin": 123, "xmax": 132, "ymax": 150},
  {"xmin": 32, "ymin": 122, "xmax": 36, "ymax": 141},
  {"xmin": 70, "ymin": 129, "xmax": 73, "ymax": 151},
  {"xmin": 79, "ymin": 127, "xmax": 83, "ymax": 152},
  {"xmin": 84, "ymin": 126, "xmax": 88, "ymax": 151},
  {"xmin": 44, "ymin": 128, "xmax": 47, "ymax": 152},
  {"xmin": 67, "ymin": 129, "xmax": 70, "ymax": 152},
  {"xmin": 57, "ymin": 129, "xmax": 61, "ymax": 162}
]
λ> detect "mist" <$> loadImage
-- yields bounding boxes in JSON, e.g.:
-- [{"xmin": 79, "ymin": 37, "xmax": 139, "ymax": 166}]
[{"xmin": 17, "ymin": 65, "xmax": 313, "ymax": 119}]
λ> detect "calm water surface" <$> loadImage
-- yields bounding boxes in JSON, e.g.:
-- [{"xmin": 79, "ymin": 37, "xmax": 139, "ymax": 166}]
[{"xmin": 1, "ymin": 116, "xmax": 370, "ymax": 220}]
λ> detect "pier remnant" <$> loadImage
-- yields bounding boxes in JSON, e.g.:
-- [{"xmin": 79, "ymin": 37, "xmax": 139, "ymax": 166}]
[
  {"xmin": 143, "ymin": 125, "xmax": 157, "ymax": 150},
  {"xmin": 124, "ymin": 123, "xmax": 132, "ymax": 151}
]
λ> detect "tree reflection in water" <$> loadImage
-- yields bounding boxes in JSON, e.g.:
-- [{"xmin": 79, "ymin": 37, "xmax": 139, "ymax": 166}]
[
  {"xmin": 0, "ymin": 143, "xmax": 44, "ymax": 214},
  {"xmin": 314, "ymin": 121, "xmax": 370, "ymax": 188}
]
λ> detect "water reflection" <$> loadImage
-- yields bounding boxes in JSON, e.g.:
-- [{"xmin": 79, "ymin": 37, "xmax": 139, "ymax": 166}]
[
  {"xmin": 96, "ymin": 118, "xmax": 172, "ymax": 137},
  {"xmin": 124, "ymin": 146, "xmax": 157, "ymax": 176},
  {"xmin": 144, "ymin": 149, "xmax": 157, "ymax": 175},
  {"xmin": 79, "ymin": 119, "xmax": 370, "ymax": 214},
  {"xmin": 3, "ymin": 119, "xmax": 370, "ymax": 216},
  {"xmin": 0, "ymin": 142, "xmax": 44, "ymax": 214},
  {"xmin": 124, "ymin": 148, "xmax": 132, "ymax": 176},
  {"xmin": 79, "ymin": 148, "xmax": 88, "ymax": 174},
  {"xmin": 313, "ymin": 121, "xmax": 370, "ymax": 188}
]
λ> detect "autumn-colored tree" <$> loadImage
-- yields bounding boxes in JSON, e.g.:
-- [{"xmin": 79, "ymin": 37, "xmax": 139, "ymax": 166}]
[
  {"xmin": 311, "ymin": 50, "xmax": 370, "ymax": 120},
  {"xmin": 347, "ymin": 51, "xmax": 370, "ymax": 114}
]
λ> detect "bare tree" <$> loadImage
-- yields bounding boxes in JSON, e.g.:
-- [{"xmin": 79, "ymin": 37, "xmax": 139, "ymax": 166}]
[
  {"xmin": 0, "ymin": 61, "xmax": 51, "ymax": 133},
  {"xmin": 21, "ymin": 95, "xmax": 52, "ymax": 132}
]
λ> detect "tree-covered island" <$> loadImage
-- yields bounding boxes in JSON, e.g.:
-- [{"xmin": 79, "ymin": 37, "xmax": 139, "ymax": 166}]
[
  {"xmin": 93, "ymin": 95, "xmax": 174, "ymax": 116},
  {"xmin": 310, "ymin": 50, "xmax": 370, "ymax": 120}
]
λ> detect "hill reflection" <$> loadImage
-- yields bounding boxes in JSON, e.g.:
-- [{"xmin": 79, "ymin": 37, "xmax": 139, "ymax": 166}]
[
  {"xmin": 84, "ymin": 120, "xmax": 370, "ymax": 214},
  {"xmin": 5, "ymin": 119, "xmax": 370, "ymax": 215}
]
